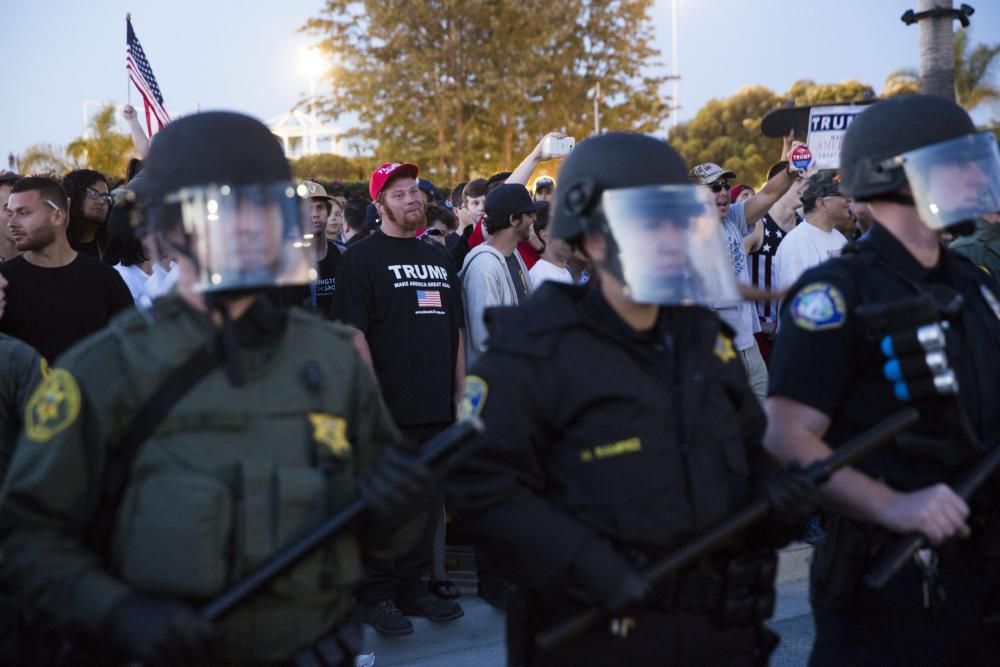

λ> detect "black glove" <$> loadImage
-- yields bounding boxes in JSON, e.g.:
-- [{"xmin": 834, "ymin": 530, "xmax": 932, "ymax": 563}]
[
  {"xmin": 106, "ymin": 594, "xmax": 216, "ymax": 666},
  {"xmin": 571, "ymin": 536, "xmax": 649, "ymax": 613},
  {"xmin": 359, "ymin": 445, "xmax": 437, "ymax": 517},
  {"xmin": 752, "ymin": 465, "xmax": 820, "ymax": 549},
  {"xmin": 766, "ymin": 464, "xmax": 819, "ymax": 520}
]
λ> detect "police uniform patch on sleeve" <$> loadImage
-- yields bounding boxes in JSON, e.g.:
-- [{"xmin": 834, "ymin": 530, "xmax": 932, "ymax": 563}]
[
  {"xmin": 308, "ymin": 412, "xmax": 352, "ymax": 458},
  {"xmin": 25, "ymin": 368, "xmax": 81, "ymax": 443},
  {"xmin": 713, "ymin": 333, "xmax": 736, "ymax": 363},
  {"xmin": 458, "ymin": 375, "xmax": 488, "ymax": 420},
  {"xmin": 791, "ymin": 282, "xmax": 847, "ymax": 331}
]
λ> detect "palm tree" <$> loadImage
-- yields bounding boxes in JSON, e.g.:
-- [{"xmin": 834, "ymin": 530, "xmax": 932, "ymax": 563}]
[
  {"xmin": 954, "ymin": 29, "xmax": 1000, "ymax": 112},
  {"xmin": 884, "ymin": 29, "xmax": 1000, "ymax": 113},
  {"xmin": 916, "ymin": 0, "xmax": 956, "ymax": 100}
]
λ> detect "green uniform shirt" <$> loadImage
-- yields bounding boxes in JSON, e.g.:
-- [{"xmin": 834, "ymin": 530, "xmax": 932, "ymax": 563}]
[
  {"xmin": 0, "ymin": 295, "xmax": 413, "ymax": 661},
  {"xmin": 950, "ymin": 218, "xmax": 1000, "ymax": 290},
  {"xmin": 0, "ymin": 334, "xmax": 44, "ymax": 482}
]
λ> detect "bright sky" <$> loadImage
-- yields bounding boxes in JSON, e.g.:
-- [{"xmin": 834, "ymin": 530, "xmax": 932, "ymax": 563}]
[{"xmin": 2, "ymin": 0, "xmax": 998, "ymax": 169}]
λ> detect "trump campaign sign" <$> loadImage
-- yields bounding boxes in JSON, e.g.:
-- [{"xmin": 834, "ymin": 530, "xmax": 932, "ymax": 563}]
[{"xmin": 806, "ymin": 105, "xmax": 869, "ymax": 170}]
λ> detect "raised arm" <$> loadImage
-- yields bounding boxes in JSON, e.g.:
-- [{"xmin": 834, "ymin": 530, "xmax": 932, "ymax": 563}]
[
  {"xmin": 506, "ymin": 132, "xmax": 567, "ymax": 186},
  {"xmin": 122, "ymin": 105, "xmax": 150, "ymax": 159}
]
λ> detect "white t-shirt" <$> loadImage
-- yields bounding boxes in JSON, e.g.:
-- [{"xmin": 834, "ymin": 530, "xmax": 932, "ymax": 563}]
[
  {"xmin": 529, "ymin": 259, "xmax": 573, "ymax": 286},
  {"xmin": 113, "ymin": 263, "xmax": 152, "ymax": 301},
  {"xmin": 773, "ymin": 220, "xmax": 848, "ymax": 292}
]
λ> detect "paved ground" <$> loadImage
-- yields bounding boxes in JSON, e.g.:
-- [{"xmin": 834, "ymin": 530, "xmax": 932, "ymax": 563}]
[{"xmin": 361, "ymin": 545, "xmax": 817, "ymax": 666}]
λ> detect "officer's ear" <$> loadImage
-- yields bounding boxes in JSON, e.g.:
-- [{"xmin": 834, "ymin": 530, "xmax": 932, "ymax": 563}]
[{"xmin": 581, "ymin": 231, "xmax": 608, "ymax": 263}]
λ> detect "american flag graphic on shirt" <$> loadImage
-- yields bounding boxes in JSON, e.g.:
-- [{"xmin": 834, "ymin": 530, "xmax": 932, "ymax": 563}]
[
  {"xmin": 749, "ymin": 212, "xmax": 801, "ymax": 324},
  {"xmin": 416, "ymin": 290, "xmax": 442, "ymax": 308}
]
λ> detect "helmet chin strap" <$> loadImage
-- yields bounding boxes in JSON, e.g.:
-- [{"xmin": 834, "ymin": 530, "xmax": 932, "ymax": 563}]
[{"xmin": 206, "ymin": 293, "xmax": 245, "ymax": 387}]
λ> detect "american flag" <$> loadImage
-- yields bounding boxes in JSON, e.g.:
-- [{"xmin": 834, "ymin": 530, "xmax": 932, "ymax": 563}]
[
  {"xmin": 416, "ymin": 290, "xmax": 442, "ymax": 308},
  {"xmin": 126, "ymin": 16, "xmax": 170, "ymax": 136}
]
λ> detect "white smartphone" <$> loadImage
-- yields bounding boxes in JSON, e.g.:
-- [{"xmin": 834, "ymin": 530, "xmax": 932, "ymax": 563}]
[{"xmin": 543, "ymin": 136, "xmax": 575, "ymax": 158}]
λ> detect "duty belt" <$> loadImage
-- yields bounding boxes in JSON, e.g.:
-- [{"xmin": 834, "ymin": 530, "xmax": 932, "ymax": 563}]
[{"xmin": 648, "ymin": 553, "xmax": 778, "ymax": 627}]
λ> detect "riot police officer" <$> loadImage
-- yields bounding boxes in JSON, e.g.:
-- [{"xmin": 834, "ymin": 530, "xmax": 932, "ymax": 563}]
[
  {"xmin": 0, "ymin": 112, "xmax": 433, "ymax": 665},
  {"xmin": 765, "ymin": 95, "xmax": 1000, "ymax": 664},
  {"xmin": 447, "ymin": 133, "xmax": 815, "ymax": 666}
]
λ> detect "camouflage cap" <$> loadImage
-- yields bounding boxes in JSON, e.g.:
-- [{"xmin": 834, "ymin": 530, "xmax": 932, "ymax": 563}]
[{"xmin": 800, "ymin": 170, "xmax": 842, "ymax": 210}]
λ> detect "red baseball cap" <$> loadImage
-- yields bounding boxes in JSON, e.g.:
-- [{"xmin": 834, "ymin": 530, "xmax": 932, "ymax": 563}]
[{"xmin": 369, "ymin": 162, "xmax": 419, "ymax": 200}]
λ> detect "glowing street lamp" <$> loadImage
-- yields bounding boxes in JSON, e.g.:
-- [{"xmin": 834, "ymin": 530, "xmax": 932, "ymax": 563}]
[{"xmin": 301, "ymin": 46, "xmax": 326, "ymax": 154}]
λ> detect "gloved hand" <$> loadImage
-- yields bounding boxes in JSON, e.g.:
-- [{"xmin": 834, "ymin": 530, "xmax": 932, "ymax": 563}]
[
  {"xmin": 766, "ymin": 464, "xmax": 819, "ymax": 520},
  {"xmin": 359, "ymin": 445, "xmax": 437, "ymax": 517},
  {"xmin": 571, "ymin": 536, "xmax": 650, "ymax": 613},
  {"xmin": 106, "ymin": 593, "xmax": 216, "ymax": 666},
  {"xmin": 754, "ymin": 464, "xmax": 820, "ymax": 549}
]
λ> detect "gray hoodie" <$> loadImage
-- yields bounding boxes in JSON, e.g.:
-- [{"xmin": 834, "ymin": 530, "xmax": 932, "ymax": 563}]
[{"xmin": 459, "ymin": 243, "xmax": 532, "ymax": 366}]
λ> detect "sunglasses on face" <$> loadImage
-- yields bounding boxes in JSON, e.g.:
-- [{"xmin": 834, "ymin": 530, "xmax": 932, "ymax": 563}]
[
  {"xmin": 85, "ymin": 187, "xmax": 113, "ymax": 205},
  {"xmin": 709, "ymin": 180, "xmax": 731, "ymax": 193}
]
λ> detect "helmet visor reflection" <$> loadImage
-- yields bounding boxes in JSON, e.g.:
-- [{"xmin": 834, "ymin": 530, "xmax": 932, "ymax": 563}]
[
  {"xmin": 600, "ymin": 185, "xmax": 741, "ymax": 306},
  {"xmin": 166, "ymin": 182, "xmax": 316, "ymax": 293},
  {"xmin": 897, "ymin": 132, "xmax": 1000, "ymax": 229}
]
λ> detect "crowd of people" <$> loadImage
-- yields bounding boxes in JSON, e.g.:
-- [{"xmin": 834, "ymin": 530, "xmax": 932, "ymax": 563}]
[{"xmin": 0, "ymin": 91, "xmax": 998, "ymax": 666}]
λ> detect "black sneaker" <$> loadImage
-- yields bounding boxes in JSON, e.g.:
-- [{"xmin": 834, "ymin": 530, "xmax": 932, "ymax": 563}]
[
  {"xmin": 361, "ymin": 599, "xmax": 414, "ymax": 636},
  {"xmin": 396, "ymin": 588, "xmax": 464, "ymax": 622}
]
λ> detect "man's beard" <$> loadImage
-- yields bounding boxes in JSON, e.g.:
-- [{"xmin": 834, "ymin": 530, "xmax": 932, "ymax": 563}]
[{"xmin": 385, "ymin": 205, "xmax": 426, "ymax": 232}]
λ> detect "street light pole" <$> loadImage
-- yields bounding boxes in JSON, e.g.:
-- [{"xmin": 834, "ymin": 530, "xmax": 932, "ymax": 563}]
[
  {"xmin": 671, "ymin": 0, "xmax": 679, "ymax": 129},
  {"xmin": 593, "ymin": 82, "xmax": 601, "ymax": 135}
]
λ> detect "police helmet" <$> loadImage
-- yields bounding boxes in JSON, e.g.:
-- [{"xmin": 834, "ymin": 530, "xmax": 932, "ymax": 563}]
[
  {"xmin": 549, "ymin": 133, "xmax": 739, "ymax": 306},
  {"xmin": 141, "ymin": 111, "xmax": 315, "ymax": 293},
  {"xmin": 841, "ymin": 95, "xmax": 1000, "ymax": 229}
]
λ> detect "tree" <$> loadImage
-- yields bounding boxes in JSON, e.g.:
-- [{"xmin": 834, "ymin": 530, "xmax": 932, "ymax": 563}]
[
  {"xmin": 916, "ymin": 0, "xmax": 957, "ymax": 100},
  {"xmin": 13, "ymin": 144, "xmax": 76, "ymax": 176},
  {"xmin": 65, "ymin": 104, "xmax": 135, "ymax": 178},
  {"xmin": 884, "ymin": 29, "xmax": 1000, "ymax": 110},
  {"xmin": 954, "ymin": 28, "xmax": 1000, "ymax": 112},
  {"xmin": 669, "ymin": 81, "xmax": 874, "ymax": 188},
  {"xmin": 302, "ymin": 0, "xmax": 670, "ymax": 181},
  {"xmin": 882, "ymin": 69, "xmax": 922, "ymax": 98},
  {"xmin": 783, "ymin": 80, "xmax": 875, "ymax": 106},
  {"xmin": 290, "ymin": 153, "xmax": 371, "ymax": 183}
]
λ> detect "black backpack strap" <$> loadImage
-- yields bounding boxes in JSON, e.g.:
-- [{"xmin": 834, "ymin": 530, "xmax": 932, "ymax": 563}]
[{"xmin": 86, "ymin": 344, "xmax": 221, "ymax": 558}]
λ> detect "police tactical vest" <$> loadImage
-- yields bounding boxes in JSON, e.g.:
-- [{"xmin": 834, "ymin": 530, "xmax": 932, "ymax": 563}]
[{"xmin": 108, "ymin": 305, "xmax": 365, "ymax": 660}]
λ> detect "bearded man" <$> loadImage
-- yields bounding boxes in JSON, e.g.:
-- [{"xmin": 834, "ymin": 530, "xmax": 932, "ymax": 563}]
[{"xmin": 330, "ymin": 162, "xmax": 467, "ymax": 635}]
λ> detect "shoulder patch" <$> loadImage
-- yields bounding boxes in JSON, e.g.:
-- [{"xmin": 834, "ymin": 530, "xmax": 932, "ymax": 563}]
[
  {"xmin": 713, "ymin": 333, "xmax": 736, "ymax": 363},
  {"xmin": 458, "ymin": 375, "xmax": 489, "ymax": 420},
  {"xmin": 791, "ymin": 282, "xmax": 847, "ymax": 331},
  {"xmin": 25, "ymin": 368, "xmax": 81, "ymax": 443}
]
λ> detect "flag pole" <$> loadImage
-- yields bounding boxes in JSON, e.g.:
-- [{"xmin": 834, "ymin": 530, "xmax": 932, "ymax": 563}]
[{"xmin": 126, "ymin": 13, "xmax": 132, "ymax": 105}]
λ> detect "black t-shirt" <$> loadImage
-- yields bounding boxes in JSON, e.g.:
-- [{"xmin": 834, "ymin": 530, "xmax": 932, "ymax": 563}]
[
  {"xmin": 266, "ymin": 242, "xmax": 341, "ymax": 316},
  {"xmin": 0, "ymin": 254, "xmax": 134, "ymax": 361},
  {"xmin": 331, "ymin": 231, "xmax": 464, "ymax": 427},
  {"xmin": 313, "ymin": 242, "xmax": 342, "ymax": 314}
]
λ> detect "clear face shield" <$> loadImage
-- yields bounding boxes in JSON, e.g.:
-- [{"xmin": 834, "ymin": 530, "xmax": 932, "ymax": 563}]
[
  {"xmin": 599, "ymin": 185, "xmax": 741, "ymax": 306},
  {"xmin": 147, "ymin": 182, "xmax": 316, "ymax": 294},
  {"xmin": 891, "ymin": 132, "xmax": 1000, "ymax": 229}
]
